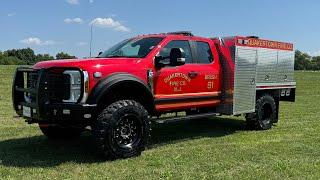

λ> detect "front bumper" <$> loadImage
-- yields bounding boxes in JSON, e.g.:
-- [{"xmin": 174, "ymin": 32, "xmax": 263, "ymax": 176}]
[{"xmin": 12, "ymin": 67, "xmax": 96, "ymax": 125}]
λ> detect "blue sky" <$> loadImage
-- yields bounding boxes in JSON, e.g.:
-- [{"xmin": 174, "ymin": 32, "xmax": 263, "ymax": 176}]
[{"xmin": 0, "ymin": 0, "xmax": 319, "ymax": 58}]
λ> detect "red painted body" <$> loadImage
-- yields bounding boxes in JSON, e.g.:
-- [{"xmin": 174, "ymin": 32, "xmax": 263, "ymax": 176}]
[
  {"xmin": 33, "ymin": 34, "xmax": 222, "ymax": 112},
  {"xmin": 32, "ymin": 34, "xmax": 293, "ymax": 112},
  {"xmin": 34, "ymin": 57, "xmax": 149, "ymax": 94}
]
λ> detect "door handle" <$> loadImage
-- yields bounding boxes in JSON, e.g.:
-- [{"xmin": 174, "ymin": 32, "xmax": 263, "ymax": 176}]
[{"xmin": 188, "ymin": 71, "xmax": 198, "ymax": 78}]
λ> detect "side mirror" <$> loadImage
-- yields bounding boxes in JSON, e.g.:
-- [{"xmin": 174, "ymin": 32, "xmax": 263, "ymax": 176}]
[
  {"xmin": 154, "ymin": 55, "xmax": 165, "ymax": 69},
  {"xmin": 170, "ymin": 48, "xmax": 185, "ymax": 66}
]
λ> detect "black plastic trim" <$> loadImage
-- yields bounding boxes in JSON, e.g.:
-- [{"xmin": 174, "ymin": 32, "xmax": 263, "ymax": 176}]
[
  {"xmin": 44, "ymin": 67, "xmax": 85, "ymax": 104},
  {"xmin": 86, "ymin": 73, "xmax": 154, "ymax": 105},
  {"xmin": 155, "ymin": 95, "xmax": 220, "ymax": 105},
  {"xmin": 280, "ymin": 88, "xmax": 296, "ymax": 102},
  {"xmin": 12, "ymin": 67, "xmax": 89, "ymax": 121},
  {"xmin": 189, "ymin": 40, "xmax": 198, "ymax": 64}
]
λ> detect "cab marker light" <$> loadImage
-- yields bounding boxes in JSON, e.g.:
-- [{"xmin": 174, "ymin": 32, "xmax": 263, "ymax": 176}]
[
  {"xmin": 85, "ymin": 80, "xmax": 89, "ymax": 93},
  {"xmin": 93, "ymin": 72, "xmax": 102, "ymax": 78}
]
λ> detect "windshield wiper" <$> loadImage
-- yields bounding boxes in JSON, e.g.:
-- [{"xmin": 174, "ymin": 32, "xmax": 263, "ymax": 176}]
[{"xmin": 106, "ymin": 55, "xmax": 125, "ymax": 58}]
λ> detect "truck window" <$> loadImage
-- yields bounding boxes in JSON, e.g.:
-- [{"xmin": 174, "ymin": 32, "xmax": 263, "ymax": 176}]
[
  {"xmin": 195, "ymin": 41, "xmax": 213, "ymax": 64},
  {"xmin": 159, "ymin": 40, "xmax": 193, "ymax": 64},
  {"xmin": 99, "ymin": 37, "xmax": 164, "ymax": 58}
]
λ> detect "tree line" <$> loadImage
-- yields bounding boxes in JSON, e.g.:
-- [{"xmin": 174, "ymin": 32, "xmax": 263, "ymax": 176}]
[
  {"xmin": 0, "ymin": 48, "xmax": 319, "ymax": 70},
  {"xmin": 294, "ymin": 50, "xmax": 320, "ymax": 71},
  {"xmin": 0, "ymin": 48, "xmax": 76, "ymax": 65}
]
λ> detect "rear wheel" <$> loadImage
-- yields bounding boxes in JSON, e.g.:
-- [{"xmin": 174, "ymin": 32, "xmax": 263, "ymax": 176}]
[
  {"xmin": 39, "ymin": 124, "xmax": 83, "ymax": 139},
  {"xmin": 92, "ymin": 100, "xmax": 151, "ymax": 159},
  {"xmin": 246, "ymin": 94, "xmax": 277, "ymax": 130}
]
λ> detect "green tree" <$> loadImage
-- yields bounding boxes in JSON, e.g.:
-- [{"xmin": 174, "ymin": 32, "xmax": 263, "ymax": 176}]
[
  {"xmin": 311, "ymin": 56, "xmax": 320, "ymax": 70},
  {"xmin": 0, "ymin": 56, "xmax": 25, "ymax": 65},
  {"xmin": 294, "ymin": 50, "xmax": 311, "ymax": 70},
  {"xmin": 56, "ymin": 52, "xmax": 77, "ymax": 60},
  {"xmin": 5, "ymin": 48, "xmax": 36, "ymax": 65},
  {"xmin": 36, "ymin": 54, "xmax": 54, "ymax": 62}
]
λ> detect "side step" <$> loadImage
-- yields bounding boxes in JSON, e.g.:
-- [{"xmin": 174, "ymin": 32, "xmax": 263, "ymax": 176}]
[{"xmin": 152, "ymin": 112, "xmax": 220, "ymax": 124}]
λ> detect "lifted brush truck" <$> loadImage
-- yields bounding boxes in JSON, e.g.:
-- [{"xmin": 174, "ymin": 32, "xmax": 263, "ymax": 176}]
[{"xmin": 13, "ymin": 32, "xmax": 296, "ymax": 159}]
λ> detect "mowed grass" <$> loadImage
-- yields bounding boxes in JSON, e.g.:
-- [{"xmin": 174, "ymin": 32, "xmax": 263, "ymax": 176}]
[{"xmin": 0, "ymin": 65, "xmax": 319, "ymax": 179}]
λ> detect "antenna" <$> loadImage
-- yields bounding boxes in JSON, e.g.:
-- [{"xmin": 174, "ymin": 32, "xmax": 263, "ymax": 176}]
[{"xmin": 89, "ymin": 24, "xmax": 93, "ymax": 57}]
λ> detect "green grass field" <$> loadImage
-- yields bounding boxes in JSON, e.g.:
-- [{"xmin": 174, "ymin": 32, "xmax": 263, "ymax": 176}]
[{"xmin": 0, "ymin": 65, "xmax": 319, "ymax": 179}]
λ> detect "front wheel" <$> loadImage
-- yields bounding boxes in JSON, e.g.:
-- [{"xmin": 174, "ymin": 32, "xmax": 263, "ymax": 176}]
[
  {"xmin": 92, "ymin": 100, "xmax": 152, "ymax": 159},
  {"xmin": 246, "ymin": 94, "xmax": 277, "ymax": 130}
]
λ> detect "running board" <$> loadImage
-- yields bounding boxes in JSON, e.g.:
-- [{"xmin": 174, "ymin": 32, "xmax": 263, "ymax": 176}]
[{"xmin": 152, "ymin": 112, "xmax": 220, "ymax": 124}]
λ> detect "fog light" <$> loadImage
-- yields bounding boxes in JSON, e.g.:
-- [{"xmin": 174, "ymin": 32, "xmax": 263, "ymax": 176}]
[
  {"xmin": 63, "ymin": 109, "xmax": 70, "ymax": 115},
  {"xmin": 84, "ymin": 114, "xmax": 91, "ymax": 119}
]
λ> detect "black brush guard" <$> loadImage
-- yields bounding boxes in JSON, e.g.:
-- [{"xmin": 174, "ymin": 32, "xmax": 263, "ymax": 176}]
[{"xmin": 12, "ymin": 67, "xmax": 96, "ymax": 125}]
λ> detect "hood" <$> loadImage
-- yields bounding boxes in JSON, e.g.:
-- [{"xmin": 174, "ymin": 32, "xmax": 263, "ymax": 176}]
[{"xmin": 33, "ymin": 57, "xmax": 143, "ymax": 70}]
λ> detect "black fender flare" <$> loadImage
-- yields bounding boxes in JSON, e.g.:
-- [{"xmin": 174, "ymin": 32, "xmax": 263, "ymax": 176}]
[{"xmin": 86, "ymin": 73, "xmax": 154, "ymax": 110}]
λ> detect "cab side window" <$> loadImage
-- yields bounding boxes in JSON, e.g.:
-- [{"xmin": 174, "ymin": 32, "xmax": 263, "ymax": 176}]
[
  {"xmin": 159, "ymin": 40, "xmax": 193, "ymax": 64},
  {"xmin": 121, "ymin": 44, "xmax": 140, "ymax": 56},
  {"xmin": 195, "ymin": 41, "xmax": 213, "ymax": 64}
]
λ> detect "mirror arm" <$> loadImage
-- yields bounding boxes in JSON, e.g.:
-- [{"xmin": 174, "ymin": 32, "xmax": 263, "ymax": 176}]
[{"xmin": 154, "ymin": 56, "xmax": 164, "ymax": 69}]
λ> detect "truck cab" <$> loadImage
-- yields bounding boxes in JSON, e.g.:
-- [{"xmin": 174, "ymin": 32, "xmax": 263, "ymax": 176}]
[
  {"xmin": 151, "ymin": 33, "xmax": 222, "ymax": 112},
  {"xmin": 12, "ymin": 31, "xmax": 296, "ymax": 159}
]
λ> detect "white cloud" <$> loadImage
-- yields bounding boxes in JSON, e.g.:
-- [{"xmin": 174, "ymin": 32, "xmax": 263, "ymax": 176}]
[
  {"xmin": 64, "ymin": 18, "xmax": 84, "ymax": 24},
  {"xmin": 114, "ymin": 25, "xmax": 130, "ymax": 32},
  {"xmin": 90, "ymin": 17, "xmax": 130, "ymax": 32},
  {"xmin": 76, "ymin": 42, "xmax": 88, "ymax": 46},
  {"xmin": 7, "ymin": 13, "xmax": 16, "ymax": 17},
  {"xmin": 20, "ymin": 37, "xmax": 57, "ymax": 46},
  {"xmin": 90, "ymin": 18, "xmax": 120, "ymax": 28},
  {"xmin": 312, "ymin": 50, "xmax": 320, "ymax": 56},
  {"xmin": 89, "ymin": 0, "xmax": 94, "ymax": 3},
  {"xmin": 20, "ymin": 38, "xmax": 41, "ymax": 45},
  {"xmin": 42, "ymin": 40, "xmax": 57, "ymax": 46},
  {"xmin": 66, "ymin": 0, "xmax": 79, "ymax": 5}
]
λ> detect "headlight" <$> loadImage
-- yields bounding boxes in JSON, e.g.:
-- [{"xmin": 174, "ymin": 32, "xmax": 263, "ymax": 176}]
[{"xmin": 63, "ymin": 70, "xmax": 82, "ymax": 103}]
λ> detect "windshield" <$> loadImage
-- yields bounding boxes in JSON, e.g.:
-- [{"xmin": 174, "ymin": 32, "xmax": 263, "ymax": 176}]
[{"xmin": 98, "ymin": 37, "xmax": 164, "ymax": 58}]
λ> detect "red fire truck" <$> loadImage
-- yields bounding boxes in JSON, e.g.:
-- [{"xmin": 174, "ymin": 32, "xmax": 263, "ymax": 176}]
[{"xmin": 12, "ymin": 31, "xmax": 296, "ymax": 159}]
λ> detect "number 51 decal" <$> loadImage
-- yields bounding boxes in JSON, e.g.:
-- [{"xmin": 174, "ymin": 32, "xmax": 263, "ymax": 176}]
[{"xmin": 207, "ymin": 82, "xmax": 214, "ymax": 89}]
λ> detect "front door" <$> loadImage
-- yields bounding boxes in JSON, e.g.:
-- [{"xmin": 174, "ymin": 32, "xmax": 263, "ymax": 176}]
[{"xmin": 153, "ymin": 40, "xmax": 220, "ymax": 112}]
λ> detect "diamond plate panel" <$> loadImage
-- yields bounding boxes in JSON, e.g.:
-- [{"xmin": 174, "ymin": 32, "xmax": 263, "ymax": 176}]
[{"xmin": 234, "ymin": 47, "xmax": 257, "ymax": 114}]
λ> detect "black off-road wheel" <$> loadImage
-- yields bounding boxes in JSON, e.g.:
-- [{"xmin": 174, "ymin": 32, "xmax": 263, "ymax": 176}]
[
  {"xmin": 246, "ymin": 94, "xmax": 277, "ymax": 130},
  {"xmin": 39, "ymin": 124, "xmax": 83, "ymax": 139},
  {"xmin": 92, "ymin": 100, "xmax": 152, "ymax": 160}
]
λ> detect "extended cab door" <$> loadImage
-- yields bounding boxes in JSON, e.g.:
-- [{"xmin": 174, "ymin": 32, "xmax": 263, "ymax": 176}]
[
  {"xmin": 153, "ymin": 38, "xmax": 221, "ymax": 112},
  {"xmin": 189, "ymin": 40, "xmax": 221, "ymax": 96}
]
